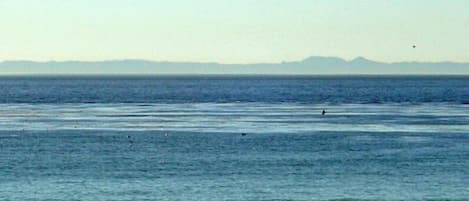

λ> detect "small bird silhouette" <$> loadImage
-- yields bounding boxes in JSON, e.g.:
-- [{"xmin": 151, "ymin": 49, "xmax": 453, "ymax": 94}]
[{"xmin": 412, "ymin": 45, "xmax": 416, "ymax": 48}]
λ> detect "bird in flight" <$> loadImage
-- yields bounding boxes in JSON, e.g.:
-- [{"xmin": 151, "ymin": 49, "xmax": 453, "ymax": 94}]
[{"xmin": 412, "ymin": 45, "xmax": 416, "ymax": 48}]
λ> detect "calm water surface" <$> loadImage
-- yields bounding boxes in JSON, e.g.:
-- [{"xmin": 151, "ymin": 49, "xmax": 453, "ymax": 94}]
[{"xmin": 0, "ymin": 76, "xmax": 468, "ymax": 200}]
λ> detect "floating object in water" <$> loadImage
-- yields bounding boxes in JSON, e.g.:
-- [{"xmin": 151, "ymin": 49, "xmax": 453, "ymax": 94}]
[
  {"xmin": 322, "ymin": 110, "xmax": 326, "ymax": 115},
  {"xmin": 127, "ymin": 135, "xmax": 133, "ymax": 143},
  {"xmin": 241, "ymin": 133, "xmax": 247, "ymax": 136}
]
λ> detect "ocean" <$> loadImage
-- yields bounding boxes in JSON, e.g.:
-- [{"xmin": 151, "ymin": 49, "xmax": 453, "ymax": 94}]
[{"xmin": 0, "ymin": 76, "xmax": 468, "ymax": 200}]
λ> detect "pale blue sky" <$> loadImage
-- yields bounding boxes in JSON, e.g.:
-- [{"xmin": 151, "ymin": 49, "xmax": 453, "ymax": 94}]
[{"xmin": 1, "ymin": 0, "xmax": 468, "ymax": 63}]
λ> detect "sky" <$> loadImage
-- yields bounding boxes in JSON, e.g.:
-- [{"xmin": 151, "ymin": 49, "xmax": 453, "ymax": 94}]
[{"xmin": 0, "ymin": 0, "xmax": 468, "ymax": 63}]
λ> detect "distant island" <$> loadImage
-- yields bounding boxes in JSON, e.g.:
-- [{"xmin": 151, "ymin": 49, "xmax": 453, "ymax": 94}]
[{"xmin": 1, "ymin": 56, "xmax": 468, "ymax": 75}]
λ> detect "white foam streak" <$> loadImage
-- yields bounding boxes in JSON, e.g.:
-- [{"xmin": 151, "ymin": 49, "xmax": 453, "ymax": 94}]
[{"xmin": 0, "ymin": 103, "xmax": 467, "ymax": 133}]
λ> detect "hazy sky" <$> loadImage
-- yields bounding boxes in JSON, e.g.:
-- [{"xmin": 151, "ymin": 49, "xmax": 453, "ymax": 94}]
[{"xmin": 1, "ymin": 0, "xmax": 468, "ymax": 63}]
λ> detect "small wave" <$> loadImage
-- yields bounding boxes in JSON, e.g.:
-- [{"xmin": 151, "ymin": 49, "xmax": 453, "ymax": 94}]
[{"xmin": 399, "ymin": 136, "xmax": 433, "ymax": 143}]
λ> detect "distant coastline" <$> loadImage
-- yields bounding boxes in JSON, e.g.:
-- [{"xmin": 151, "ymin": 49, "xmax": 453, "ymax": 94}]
[{"xmin": 1, "ymin": 56, "xmax": 468, "ymax": 75}]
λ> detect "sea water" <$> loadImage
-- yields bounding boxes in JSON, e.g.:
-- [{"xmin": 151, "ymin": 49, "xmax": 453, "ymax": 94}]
[{"xmin": 0, "ymin": 76, "xmax": 468, "ymax": 200}]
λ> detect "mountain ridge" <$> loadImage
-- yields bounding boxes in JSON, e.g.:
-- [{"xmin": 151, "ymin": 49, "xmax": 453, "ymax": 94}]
[{"xmin": 1, "ymin": 56, "xmax": 468, "ymax": 75}]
